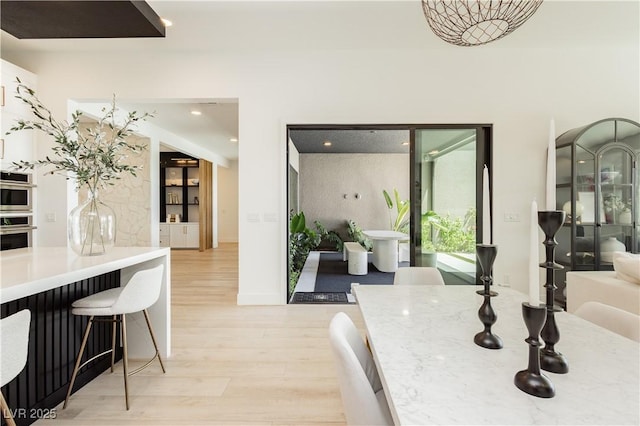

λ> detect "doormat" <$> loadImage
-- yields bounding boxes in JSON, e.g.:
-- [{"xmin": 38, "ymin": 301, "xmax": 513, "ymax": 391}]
[{"xmin": 291, "ymin": 292, "xmax": 349, "ymax": 304}]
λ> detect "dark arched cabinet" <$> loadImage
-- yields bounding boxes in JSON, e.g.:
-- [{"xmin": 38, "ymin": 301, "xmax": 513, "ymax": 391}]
[{"xmin": 555, "ymin": 118, "xmax": 640, "ymax": 305}]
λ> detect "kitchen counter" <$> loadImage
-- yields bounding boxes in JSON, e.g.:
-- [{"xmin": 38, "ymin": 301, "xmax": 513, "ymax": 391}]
[
  {"xmin": 1, "ymin": 246, "xmax": 170, "ymax": 303},
  {"xmin": 0, "ymin": 247, "xmax": 171, "ymax": 423},
  {"xmin": 1, "ymin": 246, "xmax": 171, "ymax": 357}
]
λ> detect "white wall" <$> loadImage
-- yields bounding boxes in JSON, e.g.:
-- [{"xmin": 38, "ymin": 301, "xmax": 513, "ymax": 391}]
[{"xmin": 4, "ymin": 32, "xmax": 638, "ymax": 304}]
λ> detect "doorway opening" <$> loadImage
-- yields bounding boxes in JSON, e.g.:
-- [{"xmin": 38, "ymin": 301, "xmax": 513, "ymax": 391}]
[{"xmin": 286, "ymin": 124, "xmax": 492, "ymax": 303}]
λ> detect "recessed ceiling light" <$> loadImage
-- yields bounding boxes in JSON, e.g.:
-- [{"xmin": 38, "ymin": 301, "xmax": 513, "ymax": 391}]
[
  {"xmin": 191, "ymin": 110, "xmax": 202, "ymax": 116},
  {"xmin": 323, "ymin": 141, "xmax": 332, "ymax": 147},
  {"xmin": 402, "ymin": 142, "xmax": 409, "ymax": 146},
  {"xmin": 161, "ymin": 18, "xmax": 173, "ymax": 27},
  {"xmin": 578, "ymin": 160, "xmax": 586, "ymax": 164},
  {"xmin": 428, "ymin": 150, "xmax": 439, "ymax": 155},
  {"xmin": 230, "ymin": 138, "xmax": 238, "ymax": 143}
]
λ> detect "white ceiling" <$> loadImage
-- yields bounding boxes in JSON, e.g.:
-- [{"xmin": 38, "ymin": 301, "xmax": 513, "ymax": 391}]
[
  {"xmin": 2, "ymin": 1, "xmax": 638, "ymax": 160},
  {"xmin": 4, "ymin": 1, "xmax": 638, "ymax": 53},
  {"xmin": 117, "ymin": 99, "xmax": 239, "ymax": 158}
]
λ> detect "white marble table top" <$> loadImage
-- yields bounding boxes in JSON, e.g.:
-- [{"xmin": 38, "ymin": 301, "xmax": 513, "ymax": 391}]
[
  {"xmin": 353, "ymin": 285, "xmax": 640, "ymax": 425},
  {"xmin": 363, "ymin": 230, "xmax": 409, "ymax": 240}
]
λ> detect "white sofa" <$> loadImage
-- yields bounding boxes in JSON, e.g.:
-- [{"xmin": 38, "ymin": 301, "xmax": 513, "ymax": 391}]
[{"xmin": 566, "ymin": 271, "xmax": 640, "ymax": 315}]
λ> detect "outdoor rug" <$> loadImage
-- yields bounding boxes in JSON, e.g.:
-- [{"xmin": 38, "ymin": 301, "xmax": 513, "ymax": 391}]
[{"xmin": 313, "ymin": 252, "xmax": 406, "ymax": 293}]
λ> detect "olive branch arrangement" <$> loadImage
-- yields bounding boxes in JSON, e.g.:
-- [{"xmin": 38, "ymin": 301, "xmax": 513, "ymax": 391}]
[{"xmin": 8, "ymin": 78, "xmax": 151, "ymax": 194}]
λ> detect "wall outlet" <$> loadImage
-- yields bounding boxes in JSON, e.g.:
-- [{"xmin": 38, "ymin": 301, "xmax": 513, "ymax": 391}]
[
  {"xmin": 504, "ymin": 212, "xmax": 520, "ymax": 222},
  {"xmin": 502, "ymin": 274, "xmax": 511, "ymax": 286},
  {"xmin": 45, "ymin": 212, "xmax": 56, "ymax": 222},
  {"xmin": 263, "ymin": 213, "xmax": 277, "ymax": 222}
]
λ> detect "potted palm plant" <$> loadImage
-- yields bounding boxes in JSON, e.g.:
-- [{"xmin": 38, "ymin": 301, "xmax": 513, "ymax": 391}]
[{"xmin": 382, "ymin": 188, "xmax": 409, "ymax": 233}]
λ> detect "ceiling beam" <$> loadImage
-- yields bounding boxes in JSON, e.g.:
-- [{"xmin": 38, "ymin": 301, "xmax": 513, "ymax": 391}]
[{"xmin": 1, "ymin": 1, "xmax": 165, "ymax": 39}]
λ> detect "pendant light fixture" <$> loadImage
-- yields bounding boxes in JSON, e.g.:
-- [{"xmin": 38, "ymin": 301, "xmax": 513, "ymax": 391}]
[{"xmin": 422, "ymin": 0, "xmax": 543, "ymax": 47}]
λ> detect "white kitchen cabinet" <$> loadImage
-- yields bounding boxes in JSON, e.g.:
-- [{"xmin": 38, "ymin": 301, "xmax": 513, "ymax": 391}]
[
  {"xmin": 168, "ymin": 223, "xmax": 199, "ymax": 249},
  {"xmin": 1, "ymin": 60, "xmax": 37, "ymax": 170},
  {"xmin": 1, "ymin": 60, "xmax": 37, "ymax": 117},
  {"xmin": 159, "ymin": 223, "xmax": 170, "ymax": 247},
  {"xmin": 1, "ymin": 111, "xmax": 35, "ymax": 169}
]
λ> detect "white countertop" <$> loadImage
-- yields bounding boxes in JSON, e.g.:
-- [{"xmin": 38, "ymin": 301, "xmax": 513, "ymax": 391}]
[
  {"xmin": 0, "ymin": 247, "xmax": 171, "ymax": 303},
  {"xmin": 353, "ymin": 285, "xmax": 640, "ymax": 425}
]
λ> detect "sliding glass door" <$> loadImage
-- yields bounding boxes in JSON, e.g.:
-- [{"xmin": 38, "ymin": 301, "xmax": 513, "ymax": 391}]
[{"xmin": 410, "ymin": 126, "xmax": 491, "ymax": 284}]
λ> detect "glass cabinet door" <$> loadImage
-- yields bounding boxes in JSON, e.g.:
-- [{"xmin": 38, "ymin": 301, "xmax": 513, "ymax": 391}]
[
  {"xmin": 574, "ymin": 144, "xmax": 597, "ymax": 267},
  {"xmin": 636, "ymin": 160, "xmax": 639, "ymax": 253},
  {"xmin": 575, "ymin": 144, "xmax": 596, "ymax": 224},
  {"xmin": 598, "ymin": 146, "xmax": 634, "ymax": 265}
]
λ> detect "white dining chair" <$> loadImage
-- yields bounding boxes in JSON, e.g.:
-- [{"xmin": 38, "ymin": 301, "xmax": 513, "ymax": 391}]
[
  {"xmin": 64, "ymin": 264, "xmax": 166, "ymax": 410},
  {"xmin": 329, "ymin": 312, "xmax": 393, "ymax": 426},
  {"xmin": 0, "ymin": 309, "xmax": 31, "ymax": 426},
  {"xmin": 574, "ymin": 301, "xmax": 640, "ymax": 342},
  {"xmin": 393, "ymin": 266, "xmax": 445, "ymax": 286}
]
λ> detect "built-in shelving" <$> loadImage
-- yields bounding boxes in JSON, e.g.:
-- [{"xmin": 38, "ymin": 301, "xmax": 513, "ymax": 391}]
[{"xmin": 160, "ymin": 152, "xmax": 200, "ymax": 224}]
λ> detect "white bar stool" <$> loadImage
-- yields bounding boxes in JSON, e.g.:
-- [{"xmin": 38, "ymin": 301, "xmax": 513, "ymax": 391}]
[
  {"xmin": 0, "ymin": 309, "xmax": 31, "ymax": 426},
  {"xmin": 64, "ymin": 264, "xmax": 166, "ymax": 410}
]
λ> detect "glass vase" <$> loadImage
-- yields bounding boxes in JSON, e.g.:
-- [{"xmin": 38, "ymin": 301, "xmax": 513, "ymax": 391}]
[{"xmin": 68, "ymin": 190, "xmax": 116, "ymax": 256}]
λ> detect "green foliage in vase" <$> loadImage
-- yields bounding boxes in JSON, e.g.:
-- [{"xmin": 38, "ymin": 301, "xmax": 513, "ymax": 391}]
[{"xmin": 7, "ymin": 78, "xmax": 151, "ymax": 193}]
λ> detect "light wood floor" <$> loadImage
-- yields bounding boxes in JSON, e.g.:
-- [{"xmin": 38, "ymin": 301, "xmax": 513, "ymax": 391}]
[{"xmin": 39, "ymin": 243, "xmax": 362, "ymax": 425}]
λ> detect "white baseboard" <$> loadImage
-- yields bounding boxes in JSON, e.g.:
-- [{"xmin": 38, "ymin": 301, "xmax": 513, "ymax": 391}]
[{"xmin": 236, "ymin": 292, "xmax": 284, "ymax": 305}]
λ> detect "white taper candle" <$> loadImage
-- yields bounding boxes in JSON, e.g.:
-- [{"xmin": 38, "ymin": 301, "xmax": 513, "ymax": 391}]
[
  {"xmin": 529, "ymin": 199, "xmax": 541, "ymax": 306},
  {"xmin": 482, "ymin": 165, "xmax": 491, "ymax": 245},
  {"xmin": 546, "ymin": 119, "xmax": 556, "ymax": 211}
]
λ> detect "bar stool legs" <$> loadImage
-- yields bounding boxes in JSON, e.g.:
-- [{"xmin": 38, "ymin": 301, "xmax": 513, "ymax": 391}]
[
  {"xmin": 64, "ymin": 316, "xmax": 95, "ymax": 409},
  {"xmin": 121, "ymin": 314, "xmax": 130, "ymax": 410},
  {"xmin": 64, "ymin": 311, "xmax": 166, "ymax": 411},
  {"xmin": 111, "ymin": 315, "xmax": 117, "ymax": 373},
  {"xmin": 1, "ymin": 392, "xmax": 17, "ymax": 426},
  {"xmin": 143, "ymin": 309, "xmax": 166, "ymax": 373}
]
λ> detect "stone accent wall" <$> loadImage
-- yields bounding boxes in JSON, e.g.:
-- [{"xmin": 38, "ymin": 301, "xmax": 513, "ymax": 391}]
[
  {"xmin": 299, "ymin": 153, "xmax": 409, "ymax": 234},
  {"xmin": 77, "ymin": 129, "xmax": 151, "ymax": 247}
]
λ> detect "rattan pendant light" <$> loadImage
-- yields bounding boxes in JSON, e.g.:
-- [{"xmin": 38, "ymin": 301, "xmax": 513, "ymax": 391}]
[{"xmin": 422, "ymin": 0, "xmax": 543, "ymax": 47}]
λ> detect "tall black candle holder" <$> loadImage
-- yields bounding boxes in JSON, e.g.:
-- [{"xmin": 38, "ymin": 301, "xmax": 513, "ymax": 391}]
[
  {"xmin": 514, "ymin": 302, "xmax": 555, "ymax": 398},
  {"xmin": 474, "ymin": 244, "xmax": 503, "ymax": 349},
  {"xmin": 538, "ymin": 210, "xmax": 569, "ymax": 374}
]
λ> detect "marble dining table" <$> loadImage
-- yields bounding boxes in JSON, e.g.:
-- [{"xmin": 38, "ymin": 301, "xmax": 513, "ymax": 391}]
[{"xmin": 352, "ymin": 284, "xmax": 639, "ymax": 425}]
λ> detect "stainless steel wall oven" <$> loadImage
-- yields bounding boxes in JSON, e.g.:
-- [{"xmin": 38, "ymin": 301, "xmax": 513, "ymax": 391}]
[
  {"xmin": 1, "ymin": 171, "xmax": 36, "ymax": 250},
  {"xmin": 0, "ymin": 215, "xmax": 36, "ymax": 250},
  {"xmin": 1, "ymin": 171, "xmax": 34, "ymax": 212}
]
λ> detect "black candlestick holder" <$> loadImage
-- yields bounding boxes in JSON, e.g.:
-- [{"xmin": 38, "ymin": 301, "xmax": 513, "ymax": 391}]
[
  {"xmin": 538, "ymin": 210, "xmax": 569, "ymax": 374},
  {"xmin": 474, "ymin": 244, "xmax": 503, "ymax": 349},
  {"xmin": 514, "ymin": 302, "xmax": 555, "ymax": 398}
]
